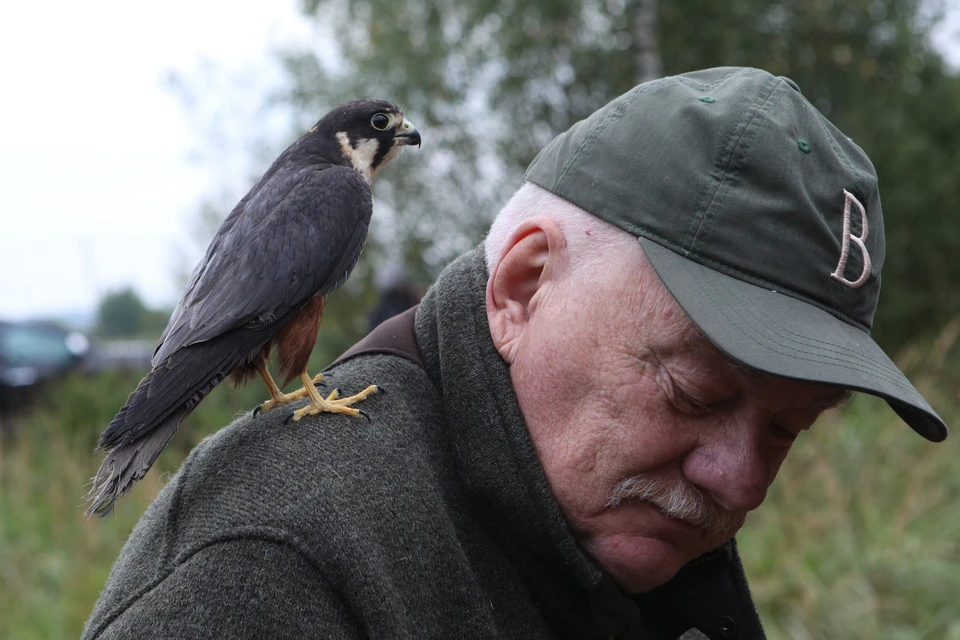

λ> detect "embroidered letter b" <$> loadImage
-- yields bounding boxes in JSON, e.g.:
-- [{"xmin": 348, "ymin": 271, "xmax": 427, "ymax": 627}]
[{"xmin": 830, "ymin": 190, "xmax": 872, "ymax": 288}]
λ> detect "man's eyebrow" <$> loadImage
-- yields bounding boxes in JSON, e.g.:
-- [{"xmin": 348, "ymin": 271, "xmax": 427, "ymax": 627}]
[
  {"xmin": 689, "ymin": 328, "xmax": 758, "ymax": 377},
  {"xmin": 819, "ymin": 388, "xmax": 856, "ymax": 411}
]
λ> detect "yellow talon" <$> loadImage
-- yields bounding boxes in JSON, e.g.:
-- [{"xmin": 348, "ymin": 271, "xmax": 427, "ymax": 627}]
[
  {"xmin": 254, "ymin": 364, "xmax": 325, "ymax": 414},
  {"xmin": 288, "ymin": 378, "xmax": 379, "ymax": 421}
]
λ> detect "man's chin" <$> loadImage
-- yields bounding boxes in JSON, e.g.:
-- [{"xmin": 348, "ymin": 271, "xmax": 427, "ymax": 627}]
[
  {"xmin": 579, "ymin": 501, "xmax": 740, "ymax": 593},
  {"xmin": 584, "ymin": 533, "xmax": 691, "ymax": 594}
]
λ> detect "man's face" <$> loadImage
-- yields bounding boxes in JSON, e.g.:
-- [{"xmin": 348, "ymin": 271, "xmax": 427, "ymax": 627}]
[{"xmin": 505, "ymin": 242, "xmax": 848, "ymax": 593}]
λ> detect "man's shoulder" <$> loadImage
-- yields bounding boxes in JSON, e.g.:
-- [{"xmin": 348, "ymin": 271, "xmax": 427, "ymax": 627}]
[
  {"xmin": 86, "ymin": 352, "xmax": 502, "ymax": 638},
  {"xmin": 150, "ymin": 352, "xmax": 451, "ymax": 548}
]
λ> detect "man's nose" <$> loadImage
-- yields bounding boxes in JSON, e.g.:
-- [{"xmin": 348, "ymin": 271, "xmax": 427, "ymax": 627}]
[{"xmin": 682, "ymin": 437, "xmax": 773, "ymax": 514}]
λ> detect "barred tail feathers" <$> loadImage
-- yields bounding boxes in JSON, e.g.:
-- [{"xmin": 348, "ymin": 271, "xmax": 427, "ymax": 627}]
[
  {"xmin": 84, "ymin": 328, "xmax": 266, "ymax": 517},
  {"xmin": 84, "ymin": 405, "xmax": 190, "ymax": 517}
]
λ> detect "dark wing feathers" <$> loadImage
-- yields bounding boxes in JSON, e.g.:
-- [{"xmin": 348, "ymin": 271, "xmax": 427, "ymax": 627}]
[
  {"xmin": 87, "ymin": 164, "xmax": 374, "ymax": 516},
  {"xmin": 88, "ymin": 330, "xmax": 263, "ymax": 516},
  {"xmin": 155, "ymin": 166, "xmax": 372, "ymax": 362},
  {"xmin": 102, "ymin": 327, "xmax": 264, "ymax": 447}
]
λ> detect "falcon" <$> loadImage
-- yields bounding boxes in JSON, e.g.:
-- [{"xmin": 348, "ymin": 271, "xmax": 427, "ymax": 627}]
[{"xmin": 85, "ymin": 99, "xmax": 421, "ymax": 517}]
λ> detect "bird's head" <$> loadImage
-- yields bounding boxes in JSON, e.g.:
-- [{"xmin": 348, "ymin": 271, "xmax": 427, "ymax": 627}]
[{"xmin": 311, "ymin": 99, "xmax": 421, "ymax": 184}]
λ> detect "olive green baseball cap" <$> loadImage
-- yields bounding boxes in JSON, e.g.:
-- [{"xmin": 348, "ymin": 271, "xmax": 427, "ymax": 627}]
[{"xmin": 526, "ymin": 66, "xmax": 947, "ymax": 442}]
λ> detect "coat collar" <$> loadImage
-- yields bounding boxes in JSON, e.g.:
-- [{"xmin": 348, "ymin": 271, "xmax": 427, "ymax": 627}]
[{"xmin": 414, "ymin": 247, "xmax": 765, "ymax": 639}]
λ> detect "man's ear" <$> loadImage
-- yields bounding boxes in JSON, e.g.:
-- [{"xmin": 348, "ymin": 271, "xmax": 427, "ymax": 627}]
[{"xmin": 486, "ymin": 217, "xmax": 566, "ymax": 364}]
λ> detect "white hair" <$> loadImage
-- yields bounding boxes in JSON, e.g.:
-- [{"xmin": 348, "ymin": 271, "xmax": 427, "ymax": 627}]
[{"xmin": 484, "ymin": 182, "xmax": 638, "ymax": 274}]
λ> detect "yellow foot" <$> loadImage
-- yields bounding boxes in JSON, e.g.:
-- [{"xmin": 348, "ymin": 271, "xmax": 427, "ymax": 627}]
[
  {"xmin": 285, "ymin": 384, "xmax": 381, "ymax": 423},
  {"xmin": 254, "ymin": 373, "xmax": 326, "ymax": 416}
]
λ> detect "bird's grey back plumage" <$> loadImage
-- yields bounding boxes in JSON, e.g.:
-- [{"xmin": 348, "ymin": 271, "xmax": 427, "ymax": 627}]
[
  {"xmin": 87, "ymin": 163, "xmax": 375, "ymax": 516},
  {"xmin": 154, "ymin": 165, "xmax": 373, "ymax": 363}
]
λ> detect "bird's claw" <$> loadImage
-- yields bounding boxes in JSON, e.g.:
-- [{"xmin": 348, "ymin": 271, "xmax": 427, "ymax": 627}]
[
  {"xmin": 283, "ymin": 412, "xmax": 296, "ymax": 425},
  {"xmin": 253, "ymin": 405, "xmax": 263, "ymax": 417},
  {"xmin": 358, "ymin": 409, "xmax": 371, "ymax": 423},
  {"xmin": 375, "ymin": 385, "xmax": 386, "ymax": 395}
]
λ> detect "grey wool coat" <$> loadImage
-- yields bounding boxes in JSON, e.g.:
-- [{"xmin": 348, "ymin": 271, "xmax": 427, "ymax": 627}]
[{"xmin": 83, "ymin": 248, "xmax": 766, "ymax": 640}]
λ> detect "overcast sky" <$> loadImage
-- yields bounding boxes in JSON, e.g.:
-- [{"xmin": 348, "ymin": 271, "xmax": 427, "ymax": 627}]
[
  {"xmin": 1, "ymin": 1, "xmax": 958, "ymax": 325},
  {"xmin": 0, "ymin": 0, "xmax": 309, "ymax": 323}
]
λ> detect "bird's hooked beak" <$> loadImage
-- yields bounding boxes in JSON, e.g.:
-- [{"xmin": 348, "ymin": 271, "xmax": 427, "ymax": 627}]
[{"xmin": 394, "ymin": 117, "xmax": 421, "ymax": 148}]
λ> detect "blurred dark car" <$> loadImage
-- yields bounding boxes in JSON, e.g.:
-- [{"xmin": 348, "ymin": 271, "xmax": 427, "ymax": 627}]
[{"xmin": 0, "ymin": 321, "xmax": 90, "ymax": 390}]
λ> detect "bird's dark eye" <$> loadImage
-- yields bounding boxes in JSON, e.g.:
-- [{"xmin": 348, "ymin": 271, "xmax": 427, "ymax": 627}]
[{"xmin": 371, "ymin": 113, "xmax": 391, "ymax": 131}]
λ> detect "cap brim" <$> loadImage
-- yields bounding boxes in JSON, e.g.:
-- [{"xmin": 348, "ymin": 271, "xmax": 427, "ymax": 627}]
[{"xmin": 639, "ymin": 238, "xmax": 947, "ymax": 442}]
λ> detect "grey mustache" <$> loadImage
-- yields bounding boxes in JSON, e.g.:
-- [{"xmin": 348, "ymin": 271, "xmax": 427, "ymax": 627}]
[{"xmin": 606, "ymin": 474, "xmax": 742, "ymax": 539}]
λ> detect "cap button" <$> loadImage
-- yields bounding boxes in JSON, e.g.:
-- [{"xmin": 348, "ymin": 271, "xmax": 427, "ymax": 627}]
[
  {"xmin": 716, "ymin": 615, "xmax": 738, "ymax": 638},
  {"xmin": 780, "ymin": 76, "xmax": 802, "ymax": 93}
]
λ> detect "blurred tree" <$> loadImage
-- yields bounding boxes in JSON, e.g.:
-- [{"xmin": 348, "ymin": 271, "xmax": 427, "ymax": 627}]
[
  {"xmin": 281, "ymin": 0, "xmax": 960, "ymax": 349},
  {"xmin": 180, "ymin": 0, "xmax": 960, "ymax": 351},
  {"xmin": 95, "ymin": 288, "xmax": 147, "ymax": 338},
  {"xmin": 655, "ymin": 0, "xmax": 960, "ymax": 349},
  {"xmin": 94, "ymin": 288, "xmax": 170, "ymax": 339},
  {"xmin": 284, "ymin": 0, "xmax": 664, "ymax": 278}
]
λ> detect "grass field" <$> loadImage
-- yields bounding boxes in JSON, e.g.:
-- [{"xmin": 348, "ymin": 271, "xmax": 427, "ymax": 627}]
[
  {"xmin": 1, "ymin": 344, "xmax": 957, "ymax": 639},
  {"xmin": 0, "ymin": 369, "xmax": 262, "ymax": 640}
]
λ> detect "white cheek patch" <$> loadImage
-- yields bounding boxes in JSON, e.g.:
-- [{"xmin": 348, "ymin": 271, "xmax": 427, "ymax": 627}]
[
  {"xmin": 381, "ymin": 139, "xmax": 406, "ymax": 166},
  {"xmin": 336, "ymin": 131, "xmax": 381, "ymax": 184}
]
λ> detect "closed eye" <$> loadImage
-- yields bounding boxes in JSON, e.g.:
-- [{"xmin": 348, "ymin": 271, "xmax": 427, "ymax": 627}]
[
  {"xmin": 675, "ymin": 388, "xmax": 713, "ymax": 415},
  {"xmin": 656, "ymin": 364, "xmax": 726, "ymax": 416},
  {"xmin": 771, "ymin": 423, "xmax": 800, "ymax": 443}
]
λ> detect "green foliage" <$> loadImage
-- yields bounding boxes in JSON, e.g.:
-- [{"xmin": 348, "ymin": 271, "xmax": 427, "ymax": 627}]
[
  {"xmin": 0, "ymin": 376, "xmax": 154, "ymax": 639},
  {"xmin": 655, "ymin": 0, "xmax": 960, "ymax": 349},
  {"xmin": 0, "ymin": 358, "xmax": 336, "ymax": 639},
  {"xmin": 275, "ymin": 0, "xmax": 960, "ymax": 350},
  {"xmin": 739, "ymin": 397, "xmax": 960, "ymax": 638},
  {"xmin": 738, "ymin": 323, "xmax": 960, "ymax": 638},
  {"xmin": 94, "ymin": 288, "xmax": 146, "ymax": 338},
  {"xmin": 2, "ymin": 337, "xmax": 959, "ymax": 637},
  {"xmin": 93, "ymin": 288, "xmax": 170, "ymax": 339}
]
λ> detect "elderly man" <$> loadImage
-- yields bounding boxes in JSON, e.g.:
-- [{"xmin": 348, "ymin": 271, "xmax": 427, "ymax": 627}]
[{"xmin": 83, "ymin": 67, "xmax": 946, "ymax": 640}]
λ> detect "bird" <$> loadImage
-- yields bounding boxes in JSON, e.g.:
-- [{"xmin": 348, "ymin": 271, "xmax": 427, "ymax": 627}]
[{"xmin": 85, "ymin": 99, "xmax": 421, "ymax": 517}]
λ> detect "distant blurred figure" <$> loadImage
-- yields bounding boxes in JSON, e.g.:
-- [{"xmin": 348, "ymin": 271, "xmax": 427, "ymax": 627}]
[{"xmin": 368, "ymin": 265, "xmax": 422, "ymax": 331}]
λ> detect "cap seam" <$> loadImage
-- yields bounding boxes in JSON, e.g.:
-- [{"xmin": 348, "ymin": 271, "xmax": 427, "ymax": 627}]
[
  {"xmin": 702, "ymin": 275, "xmax": 914, "ymax": 390},
  {"xmin": 638, "ymin": 232, "xmax": 870, "ymax": 330},
  {"xmin": 698, "ymin": 278, "xmax": 920, "ymax": 395},
  {"xmin": 681, "ymin": 78, "xmax": 773, "ymax": 252},
  {"xmin": 812, "ymin": 110, "xmax": 856, "ymax": 175},
  {"xmin": 811, "ymin": 112, "xmax": 875, "ymax": 229},
  {"xmin": 672, "ymin": 68, "xmax": 751, "ymax": 92},
  {"xmin": 719, "ymin": 276, "xmax": 903, "ymax": 379},
  {"xmin": 690, "ymin": 245, "xmax": 871, "ymax": 330},
  {"xmin": 553, "ymin": 82, "xmax": 663, "ymax": 193},
  {"xmin": 691, "ymin": 81, "xmax": 791, "ymax": 250}
]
